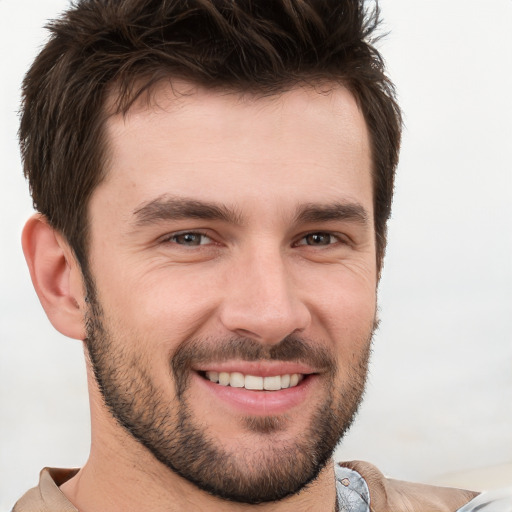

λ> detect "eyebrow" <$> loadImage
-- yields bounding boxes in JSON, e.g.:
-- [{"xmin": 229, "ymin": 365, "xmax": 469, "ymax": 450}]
[
  {"xmin": 132, "ymin": 195, "xmax": 243, "ymax": 226},
  {"xmin": 294, "ymin": 202, "xmax": 370, "ymax": 226},
  {"xmin": 132, "ymin": 196, "xmax": 369, "ymax": 230}
]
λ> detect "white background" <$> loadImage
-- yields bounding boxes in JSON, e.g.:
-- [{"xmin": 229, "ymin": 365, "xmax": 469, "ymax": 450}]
[{"xmin": 1, "ymin": 0, "xmax": 511, "ymax": 509}]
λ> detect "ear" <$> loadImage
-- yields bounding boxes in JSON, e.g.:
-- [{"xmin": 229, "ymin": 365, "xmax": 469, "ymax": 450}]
[{"xmin": 22, "ymin": 214, "xmax": 87, "ymax": 340}]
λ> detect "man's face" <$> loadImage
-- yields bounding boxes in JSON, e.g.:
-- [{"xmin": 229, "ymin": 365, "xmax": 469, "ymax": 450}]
[{"xmin": 84, "ymin": 83, "xmax": 377, "ymax": 503}]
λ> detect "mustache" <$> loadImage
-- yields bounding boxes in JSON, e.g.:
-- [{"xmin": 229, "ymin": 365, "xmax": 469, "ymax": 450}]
[{"xmin": 171, "ymin": 335, "xmax": 337, "ymax": 397}]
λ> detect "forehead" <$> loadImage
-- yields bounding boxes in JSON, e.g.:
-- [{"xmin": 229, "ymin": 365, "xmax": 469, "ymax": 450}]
[{"xmin": 98, "ymin": 81, "xmax": 372, "ymax": 218}]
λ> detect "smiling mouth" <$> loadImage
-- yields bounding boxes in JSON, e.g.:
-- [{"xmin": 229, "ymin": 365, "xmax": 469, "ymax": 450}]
[{"xmin": 203, "ymin": 371, "xmax": 305, "ymax": 391}]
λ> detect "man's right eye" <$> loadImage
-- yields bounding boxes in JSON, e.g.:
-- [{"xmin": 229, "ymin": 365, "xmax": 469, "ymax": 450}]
[{"xmin": 167, "ymin": 232, "xmax": 212, "ymax": 246}]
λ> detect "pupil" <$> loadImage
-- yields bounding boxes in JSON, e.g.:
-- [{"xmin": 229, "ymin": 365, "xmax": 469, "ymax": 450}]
[
  {"xmin": 181, "ymin": 233, "xmax": 199, "ymax": 245},
  {"xmin": 308, "ymin": 233, "xmax": 328, "ymax": 245}
]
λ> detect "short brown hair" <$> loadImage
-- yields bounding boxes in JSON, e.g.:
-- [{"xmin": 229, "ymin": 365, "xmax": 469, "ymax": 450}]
[{"xmin": 20, "ymin": 0, "xmax": 401, "ymax": 272}]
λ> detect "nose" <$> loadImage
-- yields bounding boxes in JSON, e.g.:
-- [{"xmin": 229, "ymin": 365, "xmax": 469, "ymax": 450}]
[{"xmin": 218, "ymin": 247, "xmax": 311, "ymax": 344}]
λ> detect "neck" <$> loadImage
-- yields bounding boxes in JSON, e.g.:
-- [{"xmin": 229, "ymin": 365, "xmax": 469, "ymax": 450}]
[
  {"xmin": 60, "ymin": 445, "xmax": 337, "ymax": 512},
  {"xmin": 61, "ymin": 362, "xmax": 338, "ymax": 511}
]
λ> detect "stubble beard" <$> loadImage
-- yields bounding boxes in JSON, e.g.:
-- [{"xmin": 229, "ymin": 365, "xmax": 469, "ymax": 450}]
[{"xmin": 84, "ymin": 285, "xmax": 373, "ymax": 504}]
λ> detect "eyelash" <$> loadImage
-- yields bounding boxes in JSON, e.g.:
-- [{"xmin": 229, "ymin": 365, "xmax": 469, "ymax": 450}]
[
  {"xmin": 162, "ymin": 230, "xmax": 214, "ymax": 247},
  {"xmin": 162, "ymin": 230, "xmax": 346, "ymax": 248},
  {"xmin": 294, "ymin": 232, "xmax": 345, "ymax": 247}
]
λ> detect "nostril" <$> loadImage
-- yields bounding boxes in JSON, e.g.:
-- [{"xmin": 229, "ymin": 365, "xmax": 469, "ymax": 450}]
[
  {"xmin": 218, "ymin": 290, "xmax": 311, "ymax": 346},
  {"xmin": 234, "ymin": 328, "xmax": 259, "ymax": 339}
]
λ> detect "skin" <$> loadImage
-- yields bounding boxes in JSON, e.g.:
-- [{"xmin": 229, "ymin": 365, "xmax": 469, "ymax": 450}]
[{"xmin": 22, "ymin": 82, "xmax": 477, "ymax": 511}]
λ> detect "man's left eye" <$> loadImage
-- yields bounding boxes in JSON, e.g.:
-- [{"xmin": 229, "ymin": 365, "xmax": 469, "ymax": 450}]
[
  {"xmin": 297, "ymin": 232, "xmax": 338, "ymax": 246},
  {"xmin": 169, "ymin": 232, "xmax": 212, "ymax": 246}
]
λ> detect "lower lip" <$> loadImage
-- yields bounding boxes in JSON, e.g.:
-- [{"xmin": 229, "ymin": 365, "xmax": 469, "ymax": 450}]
[{"xmin": 193, "ymin": 372, "xmax": 317, "ymax": 415}]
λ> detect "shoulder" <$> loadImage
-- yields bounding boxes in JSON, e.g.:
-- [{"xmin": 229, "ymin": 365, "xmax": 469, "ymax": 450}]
[
  {"xmin": 12, "ymin": 468, "xmax": 78, "ymax": 512},
  {"xmin": 338, "ymin": 460, "xmax": 479, "ymax": 512}
]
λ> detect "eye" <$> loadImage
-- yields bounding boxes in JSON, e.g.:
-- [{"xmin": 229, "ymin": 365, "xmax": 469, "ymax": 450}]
[
  {"xmin": 167, "ymin": 232, "xmax": 212, "ymax": 246},
  {"xmin": 297, "ymin": 232, "xmax": 339, "ymax": 246}
]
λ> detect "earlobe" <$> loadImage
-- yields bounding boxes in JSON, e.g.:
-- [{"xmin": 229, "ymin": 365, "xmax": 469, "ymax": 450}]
[{"xmin": 22, "ymin": 214, "xmax": 87, "ymax": 340}]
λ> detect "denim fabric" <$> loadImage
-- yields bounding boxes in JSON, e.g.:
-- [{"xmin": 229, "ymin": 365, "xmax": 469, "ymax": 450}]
[
  {"xmin": 335, "ymin": 465, "xmax": 512, "ymax": 512},
  {"xmin": 335, "ymin": 465, "xmax": 371, "ymax": 512}
]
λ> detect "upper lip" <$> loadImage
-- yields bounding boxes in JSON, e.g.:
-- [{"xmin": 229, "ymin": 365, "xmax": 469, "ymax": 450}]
[{"xmin": 193, "ymin": 361, "xmax": 319, "ymax": 377}]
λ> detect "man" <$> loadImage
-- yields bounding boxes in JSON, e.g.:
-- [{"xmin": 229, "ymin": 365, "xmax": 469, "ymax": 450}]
[{"xmin": 10, "ymin": 0, "xmax": 502, "ymax": 510}]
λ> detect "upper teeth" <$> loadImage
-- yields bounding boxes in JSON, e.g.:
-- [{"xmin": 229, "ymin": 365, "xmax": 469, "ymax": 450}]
[{"xmin": 205, "ymin": 371, "xmax": 302, "ymax": 391}]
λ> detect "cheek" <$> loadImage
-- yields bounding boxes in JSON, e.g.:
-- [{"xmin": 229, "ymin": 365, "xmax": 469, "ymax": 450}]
[
  {"xmin": 95, "ymin": 260, "xmax": 225, "ymax": 346},
  {"xmin": 302, "ymin": 263, "xmax": 376, "ymax": 323},
  {"xmin": 305, "ymin": 278, "xmax": 376, "ymax": 368}
]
